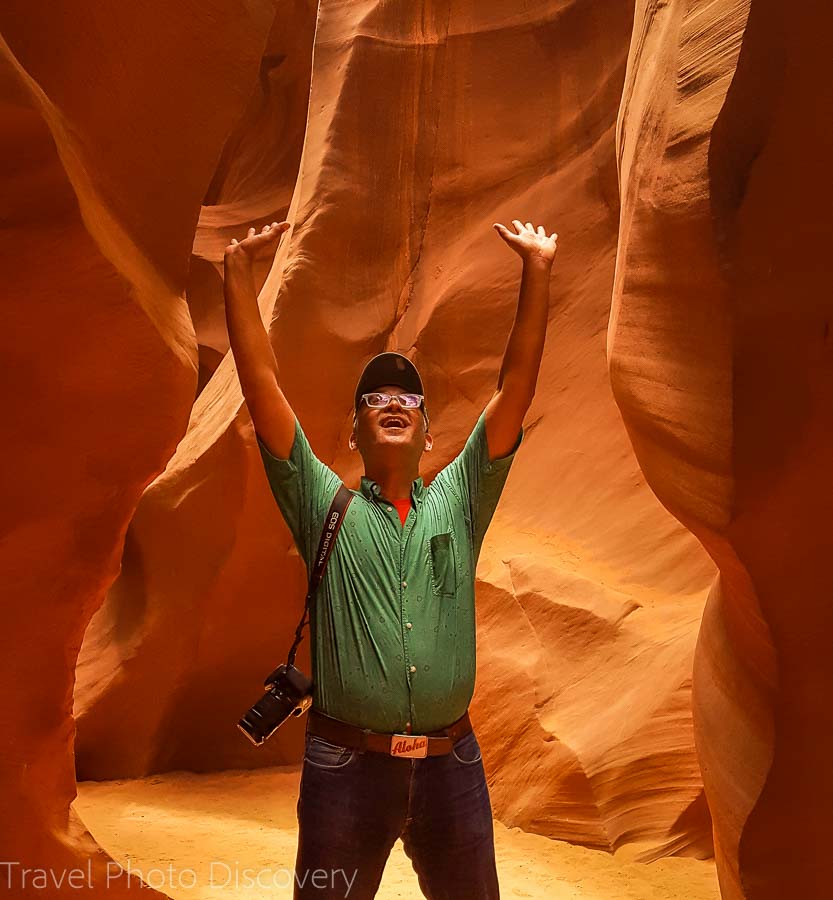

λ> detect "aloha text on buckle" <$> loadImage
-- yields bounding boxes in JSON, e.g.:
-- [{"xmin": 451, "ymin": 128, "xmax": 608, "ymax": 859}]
[{"xmin": 390, "ymin": 734, "xmax": 428, "ymax": 758}]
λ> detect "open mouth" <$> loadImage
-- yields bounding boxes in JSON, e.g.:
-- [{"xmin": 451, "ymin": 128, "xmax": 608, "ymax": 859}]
[{"xmin": 380, "ymin": 415, "xmax": 408, "ymax": 429}]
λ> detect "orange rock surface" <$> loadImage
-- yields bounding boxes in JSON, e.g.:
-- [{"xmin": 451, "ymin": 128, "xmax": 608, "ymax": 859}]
[
  {"xmin": 7, "ymin": 0, "xmax": 825, "ymax": 896},
  {"xmin": 0, "ymin": 0, "xmax": 276, "ymax": 893},
  {"xmin": 612, "ymin": 0, "xmax": 833, "ymax": 896},
  {"xmin": 73, "ymin": 0, "xmax": 714, "ymax": 864}
]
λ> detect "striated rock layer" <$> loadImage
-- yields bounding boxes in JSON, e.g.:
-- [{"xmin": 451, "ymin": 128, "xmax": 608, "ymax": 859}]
[
  {"xmin": 612, "ymin": 0, "xmax": 833, "ymax": 896},
  {"xmin": 73, "ymin": 0, "xmax": 320, "ymax": 782},
  {"xmin": 12, "ymin": 0, "xmax": 819, "ymax": 889},
  {"xmin": 75, "ymin": 0, "xmax": 717, "ymax": 863},
  {"xmin": 0, "ymin": 0, "xmax": 277, "ymax": 894}
]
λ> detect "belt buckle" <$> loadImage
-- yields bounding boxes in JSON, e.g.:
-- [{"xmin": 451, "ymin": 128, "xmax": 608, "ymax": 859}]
[{"xmin": 390, "ymin": 733, "xmax": 428, "ymax": 758}]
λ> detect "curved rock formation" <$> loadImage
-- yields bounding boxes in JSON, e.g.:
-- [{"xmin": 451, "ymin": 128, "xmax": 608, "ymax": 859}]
[
  {"xmin": 75, "ymin": 0, "xmax": 716, "ymax": 863},
  {"xmin": 0, "ymin": 0, "xmax": 276, "ymax": 893},
  {"xmin": 74, "ymin": 0, "xmax": 319, "ymax": 779},
  {"xmin": 14, "ymin": 0, "xmax": 815, "ymax": 889},
  {"xmin": 189, "ymin": 0, "xmax": 317, "ymax": 394},
  {"xmin": 612, "ymin": 0, "xmax": 832, "ymax": 896}
]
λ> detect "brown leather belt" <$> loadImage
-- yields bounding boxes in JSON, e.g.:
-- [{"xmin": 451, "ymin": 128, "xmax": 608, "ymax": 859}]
[{"xmin": 307, "ymin": 709, "xmax": 472, "ymax": 758}]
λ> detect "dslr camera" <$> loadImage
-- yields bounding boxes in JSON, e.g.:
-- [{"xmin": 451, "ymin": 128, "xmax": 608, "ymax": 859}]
[{"xmin": 237, "ymin": 663, "xmax": 313, "ymax": 746}]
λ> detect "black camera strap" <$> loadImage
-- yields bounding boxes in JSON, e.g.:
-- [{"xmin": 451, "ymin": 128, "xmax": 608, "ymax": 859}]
[{"xmin": 286, "ymin": 484, "xmax": 354, "ymax": 667}]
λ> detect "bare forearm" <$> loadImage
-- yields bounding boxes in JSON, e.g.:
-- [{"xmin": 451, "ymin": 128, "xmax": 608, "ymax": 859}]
[
  {"xmin": 221, "ymin": 222, "xmax": 296, "ymax": 457},
  {"xmin": 224, "ymin": 251, "xmax": 280, "ymax": 387},
  {"xmin": 497, "ymin": 257, "xmax": 552, "ymax": 404},
  {"xmin": 484, "ymin": 220, "xmax": 557, "ymax": 459}
]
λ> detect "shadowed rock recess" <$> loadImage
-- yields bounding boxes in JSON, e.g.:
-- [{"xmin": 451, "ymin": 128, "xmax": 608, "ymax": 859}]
[{"xmin": 1, "ymin": 0, "xmax": 826, "ymax": 897}]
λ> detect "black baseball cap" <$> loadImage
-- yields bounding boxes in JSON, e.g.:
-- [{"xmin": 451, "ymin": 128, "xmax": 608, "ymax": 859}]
[{"xmin": 354, "ymin": 352, "xmax": 425, "ymax": 411}]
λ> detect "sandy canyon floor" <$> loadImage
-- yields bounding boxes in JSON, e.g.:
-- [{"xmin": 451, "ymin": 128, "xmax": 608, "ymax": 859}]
[{"xmin": 76, "ymin": 767, "xmax": 720, "ymax": 899}]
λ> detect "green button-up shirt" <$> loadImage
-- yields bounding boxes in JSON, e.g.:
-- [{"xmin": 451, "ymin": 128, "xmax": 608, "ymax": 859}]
[{"xmin": 257, "ymin": 410, "xmax": 522, "ymax": 733}]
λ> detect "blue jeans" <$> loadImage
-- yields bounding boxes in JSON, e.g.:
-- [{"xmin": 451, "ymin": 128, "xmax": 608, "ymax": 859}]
[{"xmin": 293, "ymin": 729, "xmax": 500, "ymax": 899}]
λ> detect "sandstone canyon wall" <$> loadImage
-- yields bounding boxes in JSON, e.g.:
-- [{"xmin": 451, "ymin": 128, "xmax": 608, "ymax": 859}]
[
  {"xmin": 0, "ymin": 0, "xmax": 277, "ymax": 894},
  {"xmin": 72, "ymin": 0, "xmax": 717, "ymax": 864},
  {"xmin": 611, "ymin": 0, "xmax": 832, "ymax": 897},
  {"xmin": 6, "ymin": 0, "xmax": 824, "ymax": 896}
]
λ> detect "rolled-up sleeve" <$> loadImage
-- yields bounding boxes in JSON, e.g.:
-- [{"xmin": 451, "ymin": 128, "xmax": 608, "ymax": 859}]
[{"xmin": 256, "ymin": 419, "xmax": 341, "ymax": 567}]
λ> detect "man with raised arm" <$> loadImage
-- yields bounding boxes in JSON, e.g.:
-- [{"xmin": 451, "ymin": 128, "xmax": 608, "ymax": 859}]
[{"xmin": 224, "ymin": 219, "xmax": 558, "ymax": 900}]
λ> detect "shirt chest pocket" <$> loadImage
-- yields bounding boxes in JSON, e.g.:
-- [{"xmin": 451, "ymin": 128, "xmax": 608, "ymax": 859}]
[{"xmin": 429, "ymin": 532, "xmax": 457, "ymax": 598}]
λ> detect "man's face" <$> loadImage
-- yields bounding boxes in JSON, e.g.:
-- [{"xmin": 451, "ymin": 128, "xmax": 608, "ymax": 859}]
[{"xmin": 352, "ymin": 384, "xmax": 430, "ymax": 459}]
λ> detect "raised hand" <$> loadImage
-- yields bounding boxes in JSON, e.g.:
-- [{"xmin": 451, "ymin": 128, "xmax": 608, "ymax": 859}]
[
  {"xmin": 224, "ymin": 221, "xmax": 291, "ymax": 266},
  {"xmin": 493, "ymin": 220, "xmax": 558, "ymax": 265}
]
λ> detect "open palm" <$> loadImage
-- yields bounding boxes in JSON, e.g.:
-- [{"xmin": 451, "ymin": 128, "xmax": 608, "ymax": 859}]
[
  {"xmin": 225, "ymin": 221, "xmax": 290, "ymax": 263},
  {"xmin": 493, "ymin": 219, "xmax": 558, "ymax": 263}
]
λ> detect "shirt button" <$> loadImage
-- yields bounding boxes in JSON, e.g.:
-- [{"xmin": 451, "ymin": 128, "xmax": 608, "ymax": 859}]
[
  {"xmin": 387, "ymin": 505, "xmax": 393, "ymax": 511},
  {"xmin": 409, "ymin": 665, "xmax": 417, "ymax": 673},
  {"xmin": 401, "ymin": 580, "xmax": 407, "ymax": 588},
  {"xmin": 405, "ymin": 622, "xmax": 413, "ymax": 629}
]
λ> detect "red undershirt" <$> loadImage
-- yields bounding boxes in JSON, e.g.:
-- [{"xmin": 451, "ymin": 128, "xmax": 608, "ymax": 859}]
[{"xmin": 391, "ymin": 497, "xmax": 412, "ymax": 526}]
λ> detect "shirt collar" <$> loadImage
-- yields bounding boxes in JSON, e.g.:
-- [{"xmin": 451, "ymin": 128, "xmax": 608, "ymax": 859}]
[{"xmin": 360, "ymin": 475, "xmax": 425, "ymax": 505}]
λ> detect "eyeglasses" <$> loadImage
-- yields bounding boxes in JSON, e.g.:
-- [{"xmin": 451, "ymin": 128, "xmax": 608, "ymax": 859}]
[{"xmin": 360, "ymin": 392, "xmax": 424, "ymax": 410}]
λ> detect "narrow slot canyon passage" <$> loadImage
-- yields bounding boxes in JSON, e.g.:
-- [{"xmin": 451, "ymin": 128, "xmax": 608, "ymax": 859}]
[{"xmin": 5, "ymin": 0, "xmax": 830, "ymax": 897}]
